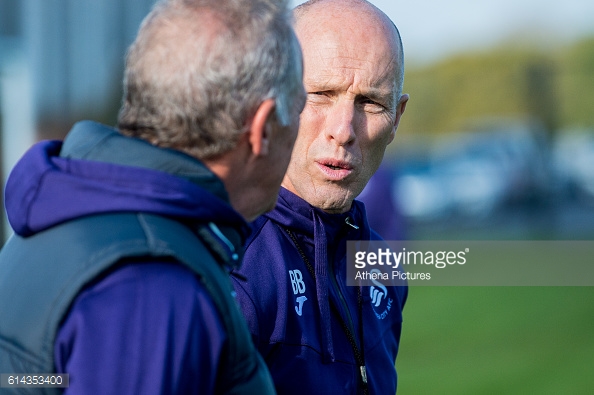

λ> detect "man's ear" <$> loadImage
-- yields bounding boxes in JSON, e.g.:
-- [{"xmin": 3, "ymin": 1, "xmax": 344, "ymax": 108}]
[
  {"xmin": 388, "ymin": 93, "xmax": 409, "ymax": 145},
  {"xmin": 249, "ymin": 98, "xmax": 276, "ymax": 157},
  {"xmin": 394, "ymin": 94, "xmax": 409, "ymax": 127}
]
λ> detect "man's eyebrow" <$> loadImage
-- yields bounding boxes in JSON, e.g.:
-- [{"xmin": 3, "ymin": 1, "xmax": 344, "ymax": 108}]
[
  {"xmin": 304, "ymin": 75, "xmax": 396, "ymax": 107},
  {"xmin": 303, "ymin": 75, "xmax": 337, "ymax": 90},
  {"xmin": 305, "ymin": 79, "xmax": 394, "ymax": 98},
  {"xmin": 360, "ymin": 88, "xmax": 393, "ymax": 101}
]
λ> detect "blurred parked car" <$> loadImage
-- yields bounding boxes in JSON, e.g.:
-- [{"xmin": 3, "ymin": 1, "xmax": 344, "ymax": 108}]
[
  {"xmin": 553, "ymin": 130, "xmax": 594, "ymax": 201},
  {"xmin": 392, "ymin": 124, "xmax": 550, "ymax": 221}
]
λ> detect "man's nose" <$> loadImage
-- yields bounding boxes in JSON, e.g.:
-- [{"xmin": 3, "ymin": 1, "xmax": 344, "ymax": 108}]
[{"xmin": 323, "ymin": 99, "xmax": 356, "ymax": 146}]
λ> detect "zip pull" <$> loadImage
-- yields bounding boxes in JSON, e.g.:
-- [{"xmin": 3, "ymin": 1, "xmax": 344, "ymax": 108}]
[
  {"xmin": 345, "ymin": 216, "xmax": 359, "ymax": 229},
  {"xmin": 360, "ymin": 365, "xmax": 368, "ymax": 384},
  {"xmin": 208, "ymin": 222, "xmax": 240, "ymax": 262}
]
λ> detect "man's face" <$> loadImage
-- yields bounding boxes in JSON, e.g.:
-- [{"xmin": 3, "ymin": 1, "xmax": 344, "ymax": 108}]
[
  {"xmin": 224, "ymin": 90, "xmax": 305, "ymax": 223},
  {"xmin": 283, "ymin": 8, "xmax": 408, "ymax": 214},
  {"xmin": 260, "ymin": 108, "xmax": 302, "ymax": 213}
]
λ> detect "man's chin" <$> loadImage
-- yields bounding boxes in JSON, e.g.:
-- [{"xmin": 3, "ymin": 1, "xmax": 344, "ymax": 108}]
[{"xmin": 309, "ymin": 187, "xmax": 356, "ymax": 214}]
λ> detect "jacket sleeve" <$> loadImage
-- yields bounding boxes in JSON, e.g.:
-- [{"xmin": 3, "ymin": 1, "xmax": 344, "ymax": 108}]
[{"xmin": 54, "ymin": 261, "xmax": 227, "ymax": 395}]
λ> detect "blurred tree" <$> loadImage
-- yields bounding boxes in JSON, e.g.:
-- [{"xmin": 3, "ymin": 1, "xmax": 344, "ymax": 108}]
[
  {"xmin": 559, "ymin": 37, "xmax": 594, "ymax": 129},
  {"xmin": 524, "ymin": 59, "xmax": 558, "ymax": 139},
  {"xmin": 395, "ymin": 36, "xmax": 594, "ymax": 139}
]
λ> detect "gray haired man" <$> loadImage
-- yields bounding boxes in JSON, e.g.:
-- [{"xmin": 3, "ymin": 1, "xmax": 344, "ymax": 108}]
[{"xmin": 0, "ymin": 0, "xmax": 305, "ymax": 393}]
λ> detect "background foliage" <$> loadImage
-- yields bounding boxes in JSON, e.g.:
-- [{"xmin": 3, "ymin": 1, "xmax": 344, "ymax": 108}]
[{"xmin": 397, "ymin": 36, "xmax": 594, "ymax": 138}]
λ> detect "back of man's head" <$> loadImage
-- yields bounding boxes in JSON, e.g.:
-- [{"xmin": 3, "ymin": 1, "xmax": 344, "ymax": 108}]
[{"xmin": 117, "ymin": 0, "xmax": 303, "ymax": 159}]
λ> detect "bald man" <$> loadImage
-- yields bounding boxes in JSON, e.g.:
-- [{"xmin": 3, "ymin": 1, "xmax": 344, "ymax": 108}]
[{"xmin": 232, "ymin": 0, "xmax": 409, "ymax": 393}]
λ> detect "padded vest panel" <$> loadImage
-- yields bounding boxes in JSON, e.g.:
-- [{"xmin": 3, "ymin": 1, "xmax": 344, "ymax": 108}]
[{"xmin": 0, "ymin": 213, "xmax": 273, "ymax": 394}]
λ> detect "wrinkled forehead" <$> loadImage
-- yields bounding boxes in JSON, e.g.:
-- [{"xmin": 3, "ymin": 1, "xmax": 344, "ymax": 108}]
[
  {"xmin": 296, "ymin": 8, "xmax": 400, "ymax": 98},
  {"xmin": 294, "ymin": 0, "xmax": 401, "ymax": 54},
  {"xmin": 295, "ymin": 3, "xmax": 401, "ymax": 76},
  {"xmin": 303, "ymin": 41, "xmax": 397, "ymax": 89}
]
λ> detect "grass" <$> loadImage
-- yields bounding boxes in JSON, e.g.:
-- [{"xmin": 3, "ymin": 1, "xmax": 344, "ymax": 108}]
[{"xmin": 396, "ymin": 286, "xmax": 594, "ymax": 394}]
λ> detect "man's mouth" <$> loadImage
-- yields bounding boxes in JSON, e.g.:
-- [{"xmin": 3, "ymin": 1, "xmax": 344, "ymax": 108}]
[
  {"xmin": 316, "ymin": 160, "xmax": 353, "ymax": 180},
  {"xmin": 320, "ymin": 159, "xmax": 352, "ymax": 170}
]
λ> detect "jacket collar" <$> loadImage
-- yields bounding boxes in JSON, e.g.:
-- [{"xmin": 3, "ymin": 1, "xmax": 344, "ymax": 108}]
[
  {"xmin": 264, "ymin": 187, "xmax": 371, "ymax": 363},
  {"xmin": 267, "ymin": 187, "xmax": 369, "ymax": 242},
  {"xmin": 5, "ymin": 121, "xmax": 250, "ymax": 251},
  {"xmin": 61, "ymin": 121, "xmax": 229, "ymax": 202}
]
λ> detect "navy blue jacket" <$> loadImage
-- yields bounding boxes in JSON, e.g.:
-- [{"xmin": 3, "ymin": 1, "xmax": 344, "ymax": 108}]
[
  {"xmin": 0, "ymin": 121, "xmax": 269, "ymax": 394},
  {"xmin": 232, "ymin": 188, "xmax": 408, "ymax": 394}
]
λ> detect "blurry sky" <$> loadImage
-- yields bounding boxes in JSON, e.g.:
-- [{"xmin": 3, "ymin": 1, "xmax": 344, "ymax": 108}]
[{"xmin": 291, "ymin": 0, "xmax": 594, "ymax": 64}]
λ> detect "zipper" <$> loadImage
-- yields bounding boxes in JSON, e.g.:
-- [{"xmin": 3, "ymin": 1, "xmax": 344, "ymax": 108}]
[
  {"xmin": 208, "ymin": 222, "xmax": 239, "ymax": 262},
  {"xmin": 328, "ymin": 258, "xmax": 356, "ymax": 340},
  {"xmin": 284, "ymin": 227, "xmax": 368, "ymax": 394},
  {"xmin": 331, "ymin": 216, "xmax": 364, "ymax": 338}
]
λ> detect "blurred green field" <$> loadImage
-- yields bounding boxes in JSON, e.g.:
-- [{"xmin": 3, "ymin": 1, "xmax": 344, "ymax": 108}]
[{"xmin": 397, "ymin": 287, "xmax": 594, "ymax": 394}]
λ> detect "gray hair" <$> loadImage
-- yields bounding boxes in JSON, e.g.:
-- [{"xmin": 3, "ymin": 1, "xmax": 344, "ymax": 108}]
[{"xmin": 118, "ymin": 0, "xmax": 303, "ymax": 159}]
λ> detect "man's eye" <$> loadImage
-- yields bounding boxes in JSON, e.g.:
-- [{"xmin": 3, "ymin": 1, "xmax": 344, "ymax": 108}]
[
  {"xmin": 360, "ymin": 96, "xmax": 381, "ymax": 105},
  {"xmin": 360, "ymin": 98, "xmax": 385, "ymax": 111},
  {"xmin": 306, "ymin": 92, "xmax": 330, "ymax": 103}
]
